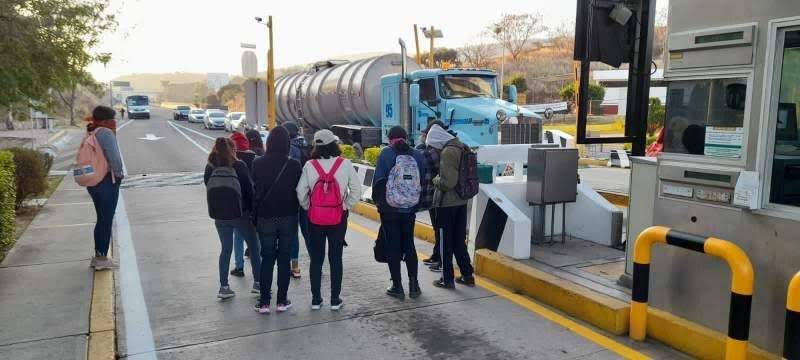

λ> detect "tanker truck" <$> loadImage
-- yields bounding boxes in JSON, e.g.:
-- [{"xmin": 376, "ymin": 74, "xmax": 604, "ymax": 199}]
[{"xmin": 274, "ymin": 40, "xmax": 540, "ymax": 147}]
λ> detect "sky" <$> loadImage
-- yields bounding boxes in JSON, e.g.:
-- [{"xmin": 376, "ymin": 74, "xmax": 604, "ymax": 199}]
[{"xmin": 87, "ymin": 0, "xmax": 587, "ymax": 81}]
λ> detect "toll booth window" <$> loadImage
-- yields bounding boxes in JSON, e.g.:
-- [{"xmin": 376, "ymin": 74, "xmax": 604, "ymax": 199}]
[
  {"xmin": 769, "ymin": 30, "xmax": 800, "ymax": 206},
  {"xmin": 418, "ymin": 78, "xmax": 437, "ymax": 103},
  {"xmin": 663, "ymin": 78, "xmax": 747, "ymax": 157}
]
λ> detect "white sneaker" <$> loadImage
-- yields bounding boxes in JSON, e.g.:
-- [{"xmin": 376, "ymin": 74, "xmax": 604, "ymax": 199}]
[
  {"xmin": 331, "ymin": 299, "xmax": 343, "ymax": 311},
  {"xmin": 93, "ymin": 258, "xmax": 117, "ymax": 271}
]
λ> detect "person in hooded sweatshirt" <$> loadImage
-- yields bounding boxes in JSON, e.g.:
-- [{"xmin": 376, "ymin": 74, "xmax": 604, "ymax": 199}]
[
  {"xmin": 245, "ymin": 129, "xmax": 265, "ymax": 156},
  {"xmin": 283, "ymin": 121, "xmax": 309, "ymax": 278},
  {"xmin": 425, "ymin": 124, "xmax": 475, "ymax": 289},
  {"xmin": 229, "ymin": 131, "xmax": 258, "ymax": 277},
  {"xmin": 251, "ymin": 127, "xmax": 302, "ymax": 314},
  {"xmin": 372, "ymin": 126, "xmax": 426, "ymax": 299}
]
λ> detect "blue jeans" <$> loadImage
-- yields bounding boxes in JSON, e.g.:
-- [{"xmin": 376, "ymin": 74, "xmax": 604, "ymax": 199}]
[
  {"xmin": 256, "ymin": 215, "xmax": 298, "ymax": 305},
  {"xmin": 214, "ymin": 217, "xmax": 260, "ymax": 287},
  {"xmin": 233, "ymin": 230, "xmax": 245, "ymax": 270},
  {"xmin": 87, "ymin": 173, "xmax": 121, "ymax": 257}
]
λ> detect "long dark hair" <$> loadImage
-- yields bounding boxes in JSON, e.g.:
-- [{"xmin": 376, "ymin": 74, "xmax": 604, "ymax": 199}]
[
  {"xmin": 266, "ymin": 126, "xmax": 290, "ymax": 155},
  {"xmin": 208, "ymin": 137, "xmax": 237, "ymax": 167},
  {"xmin": 311, "ymin": 142, "xmax": 341, "ymax": 159}
]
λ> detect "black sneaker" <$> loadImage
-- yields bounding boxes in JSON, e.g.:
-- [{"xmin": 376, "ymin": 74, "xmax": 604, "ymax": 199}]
[
  {"xmin": 331, "ymin": 298, "xmax": 344, "ymax": 311},
  {"xmin": 456, "ymin": 275, "xmax": 476, "ymax": 287},
  {"xmin": 428, "ymin": 263, "xmax": 442, "ymax": 272},
  {"xmin": 311, "ymin": 299, "xmax": 323, "ymax": 310},
  {"xmin": 432, "ymin": 279, "xmax": 455, "ymax": 289},
  {"xmin": 422, "ymin": 257, "xmax": 440, "ymax": 265},
  {"xmin": 408, "ymin": 278, "xmax": 421, "ymax": 299},
  {"xmin": 386, "ymin": 284, "xmax": 405, "ymax": 299},
  {"xmin": 230, "ymin": 268, "xmax": 245, "ymax": 277}
]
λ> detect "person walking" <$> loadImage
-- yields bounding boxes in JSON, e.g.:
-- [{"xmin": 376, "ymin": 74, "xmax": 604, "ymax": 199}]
[
  {"xmin": 119, "ymin": 107, "xmax": 125, "ymax": 120},
  {"xmin": 416, "ymin": 121, "xmax": 446, "ymax": 271},
  {"xmin": 296, "ymin": 130, "xmax": 361, "ymax": 311},
  {"xmin": 425, "ymin": 125, "xmax": 476, "ymax": 289},
  {"xmin": 204, "ymin": 138, "xmax": 261, "ymax": 299},
  {"xmin": 245, "ymin": 129, "xmax": 265, "ymax": 156},
  {"xmin": 229, "ymin": 131, "xmax": 257, "ymax": 277},
  {"xmin": 373, "ymin": 126, "xmax": 426, "ymax": 299},
  {"xmin": 251, "ymin": 127, "xmax": 302, "ymax": 314},
  {"xmin": 284, "ymin": 121, "xmax": 310, "ymax": 278},
  {"xmin": 79, "ymin": 106, "xmax": 124, "ymax": 271}
]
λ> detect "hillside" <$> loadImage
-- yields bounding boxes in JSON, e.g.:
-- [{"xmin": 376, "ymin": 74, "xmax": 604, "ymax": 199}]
[{"xmin": 113, "ymin": 72, "xmax": 208, "ymax": 92}]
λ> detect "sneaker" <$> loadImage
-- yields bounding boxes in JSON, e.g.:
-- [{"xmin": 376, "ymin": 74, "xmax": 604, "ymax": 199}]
[
  {"xmin": 254, "ymin": 303, "xmax": 270, "ymax": 314},
  {"xmin": 330, "ymin": 299, "xmax": 343, "ymax": 311},
  {"xmin": 428, "ymin": 263, "xmax": 442, "ymax": 272},
  {"xmin": 311, "ymin": 299, "xmax": 323, "ymax": 310},
  {"xmin": 422, "ymin": 257, "xmax": 440, "ymax": 265},
  {"xmin": 276, "ymin": 300, "xmax": 293, "ymax": 312},
  {"xmin": 217, "ymin": 286, "xmax": 236, "ymax": 299},
  {"xmin": 251, "ymin": 282, "xmax": 261, "ymax": 294},
  {"xmin": 93, "ymin": 258, "xmax": 117, "ymax": 271},
  {"xmin": 89, "ymin": 256, "xmax": 99, "ymax": 268},
  {"xmin": 291, "ymin": 261, "xmax": 301, "ymax": 278},
  {"xmin": 432, "ymin": 279, "xmax": 455, "ymax": 289},
  {"xmin": 456, "ymin": 275, "xmax": 476, "ymax": 287},
  {"xmin": 386, "ymin": 284, "xmax": 405, "ymax": 299},
  {"xmin": 230, "ymin": 268, "xmax": 245, "ymax": 277},
  {"xmin": 408, "ymin": 278, "xmax": 421, "ymax": 299}
]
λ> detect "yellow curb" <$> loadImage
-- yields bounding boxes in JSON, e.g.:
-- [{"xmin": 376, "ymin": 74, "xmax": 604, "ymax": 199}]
[
  {"xmin": 90, "ymin": 270, "xmax": 115, "ymax": 332},
  {"xmin": 87, "ymin": 330, "xmax": 115, "ymax": 360},
  {"xmin": 475, "ymin": 249, "xmax": 630, "ymax": 335},
  {"xmin": 352, "ymin": 202, "xmax": 436, "ymax": 244},
  {"xmin": 597, "ymin": 191, "xmax": 629, "ymax": 208}
]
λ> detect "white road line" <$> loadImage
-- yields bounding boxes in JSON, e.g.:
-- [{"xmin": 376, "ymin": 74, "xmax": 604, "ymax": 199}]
[
  {"xmin": 115, "ymin": 124, "xmax": 158, "ymax": 359},
  {"xmin": 118, "ymin": 120, "xmax": 134, "ymax": 131},
  {"xmin": 168, "ymin": 121, "xmax": 216, "ymax": 141},
  {"xmin": 168, "ymin": 121, "xmax": 210, "ymax": 154}
]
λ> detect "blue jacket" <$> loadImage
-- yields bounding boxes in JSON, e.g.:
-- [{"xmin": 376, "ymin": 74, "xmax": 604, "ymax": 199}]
[{"xmin": 372, "ymin": 144, "xmax": 426, "ymax": 213}]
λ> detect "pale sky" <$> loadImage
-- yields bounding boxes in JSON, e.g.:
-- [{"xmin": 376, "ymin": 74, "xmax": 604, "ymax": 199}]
[{"xmin": 89, "ymin": 0, "xmax": 583, "ymax": 81}]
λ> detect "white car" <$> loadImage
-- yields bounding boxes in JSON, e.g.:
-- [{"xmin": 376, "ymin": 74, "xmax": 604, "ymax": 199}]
[
  {"xmin": 224, "ymin": 112, "xmax": 246, "ymax": 132},
  {"xmin": 187, "ymin": 109, "xmax": 206, "ymax": 123},
  {"xmin": 203, "ymin": 110, "xmax": 227, "ymax": 130}
]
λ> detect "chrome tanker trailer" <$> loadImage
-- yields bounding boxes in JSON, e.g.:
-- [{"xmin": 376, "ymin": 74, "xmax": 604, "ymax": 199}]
[{"xmin": 274, "ymin": 41, "xmax": 539, "ymax": 147}]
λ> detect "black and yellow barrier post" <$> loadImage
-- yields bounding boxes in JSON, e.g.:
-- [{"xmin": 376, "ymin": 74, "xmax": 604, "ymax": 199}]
[
  {"xmin": 629, "ymin": 226, "xmax": 754, "ymax": 360},
  {"xmin": 785, "ymin": 271, "xmax": 800, "ymax": 360}
]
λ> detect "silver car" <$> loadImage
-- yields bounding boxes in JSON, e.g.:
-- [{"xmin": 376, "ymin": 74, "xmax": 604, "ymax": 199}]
[
  {"xmin": 204, "ymin": 110, "xmax": 227, "ymax": 130},
  {"xmin": 187, "ymin": 109, "xmax": 206, "ymax": 123},
  {"xmin": 224, "ymin": 112, "xmax": 246, "ymax": 132}
]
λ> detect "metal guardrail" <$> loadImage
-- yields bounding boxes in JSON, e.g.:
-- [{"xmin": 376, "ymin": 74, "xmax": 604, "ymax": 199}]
[
  {"xmin": 629, "ymin": 226, "xmax": 754, "ymax": 360},
  {"xmin": 786, "ymin": 271, "xmax": 800, "ymax": 360}
]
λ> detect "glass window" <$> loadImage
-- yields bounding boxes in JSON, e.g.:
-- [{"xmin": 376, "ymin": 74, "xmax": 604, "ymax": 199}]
[
  {"xmin": 769, "ymin": 29, "xmax": 800, "ymax": 206},
  {"xmin": 418, "ymin": 78, "xmax": 437, "ymax": 103},
  {"xmin": 663, "ymin": 78, "xmax": 747, "ymax": 157},
  {"xmin": 438, "ymin": 75, "xmax": 497, "ymax": 99}
]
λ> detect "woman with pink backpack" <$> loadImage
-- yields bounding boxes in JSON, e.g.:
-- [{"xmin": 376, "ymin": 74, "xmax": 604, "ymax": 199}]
[{"xmin": 296, "ymin": 130, "xmax": 361, "ymax": 311}]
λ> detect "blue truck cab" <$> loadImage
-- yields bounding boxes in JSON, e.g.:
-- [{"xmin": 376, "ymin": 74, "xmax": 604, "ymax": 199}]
[{"xmin": 380, "ymin": 68, "xmax": 538, "ymax": 146}]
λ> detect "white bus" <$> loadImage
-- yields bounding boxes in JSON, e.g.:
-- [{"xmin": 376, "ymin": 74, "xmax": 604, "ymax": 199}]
[{"xmin": 125, "ymin": 95, "xmax": 150, "ymax": 119}]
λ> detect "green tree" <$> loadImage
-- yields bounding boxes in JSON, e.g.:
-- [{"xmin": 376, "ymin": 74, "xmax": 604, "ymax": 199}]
[
  {"xmin": 647, "ymin": 97, "xmax": 665, "ymax": 135},
  {"xmin": 503, "ymin": 74, "xmax": 528, "ymax": 100},
  {"xmin": 217, "ymin": 84, "xmax": 244, "ymax": 104},
  {"xmin": 420, "ymin": 48, "xmax": 461, "ymax": 68},
  {"xmin": 558, "ymin": 82, "xmax": 605, "ymax": 101}
]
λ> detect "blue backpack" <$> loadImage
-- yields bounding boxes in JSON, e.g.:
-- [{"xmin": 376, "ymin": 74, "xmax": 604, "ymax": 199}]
[{"xmin": 386, "ymin": 153, "xmax": 421, "ymax": 209}]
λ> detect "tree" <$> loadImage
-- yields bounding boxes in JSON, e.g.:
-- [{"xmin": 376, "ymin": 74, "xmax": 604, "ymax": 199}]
[
  {"xmin": 460, "ymin": 39, "xmax": 495, "ymax": 69},
  {"xmin": 548, "ymin": 19, "xmax": 575, "ymax": 54},
  {"xmin": 205, "ymin": 94, "xmax": 221, "ymax": 107},
  {"xmin": 647, "ymin": 97, "xmax": 665, "ymax": 135},
  {"xmin": 193, "ymin": 83, "xmax": 210, "ymax": 106},
  {"xmin": 420, "ymin": 48, "xmax": 461, "ymax": 68},
  {"xmin": 558, "ymin": 82, "xmax": 605, "ymax": 102},
  {"xmin": 53, "ymin": 70, "xmax": 96, "ymax": 126},
  {"xmin": 489, "ymin": 13, "xmax": 547, "ymax": 61},
  {"xmin": 217, "ymin": 84, "xmax": 244, "ymax": 104},
  {"xmin": 503, "ymin": 74, "xmax": 529, "ymax": 100}
]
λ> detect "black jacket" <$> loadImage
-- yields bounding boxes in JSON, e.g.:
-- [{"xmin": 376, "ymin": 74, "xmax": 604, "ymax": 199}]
[
  {"xmin": 251, "ymin": 154, "xmax": 302, "ymax": 218},
  {"xmin": 204, "ymin": 160, "xmax": 254, "ymax": 212},
  {"xmin": 236, "ymin": 150, "xmax": 257, "ymax": 172}
]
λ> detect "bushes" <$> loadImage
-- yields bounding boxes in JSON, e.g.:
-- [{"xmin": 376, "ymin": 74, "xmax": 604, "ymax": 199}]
[
  {"xmin": 0, "ymin": 151, "xmax": 15, "ymax": 253},
  {"xmin": 7, "ymin": 147, "xmax": 47, "ymax": 209},
  {"xmin": 364, "ymin": 147, "xmax": 381, "ymax": 167},
  {"xmin": 340, "ymin": 144, "xmax": 357, "ymax": 161}
]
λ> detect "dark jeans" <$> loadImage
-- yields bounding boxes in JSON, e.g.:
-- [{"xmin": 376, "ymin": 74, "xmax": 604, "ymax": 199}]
[
  {"xmin": 214, "ymin": 217, "xmax": 260, "ymax": 287},
  {"xmin": 256, "ymin": 215, "xmax": 298, "ymax": 305},
  {"xmin": 380, "ymin": 212, "xmax": 418, "ymax": 287},
  {"xmin": 87, "ymin": 173, "xmax": 121, "ymax": 257},
  {"xmin": 437, "ymin": 205, "xmax": 474, "ymax": 284},
  {"xmin": 298, "ymin": 208, "xmax": 310, "ymax": 254},
  {"xmin": 428, "ymin": 209, "xmax": 440, "ymax": 262},
  {"xmin": 308, "ymin": 211, "xmax": 348, "ymax": 303}
]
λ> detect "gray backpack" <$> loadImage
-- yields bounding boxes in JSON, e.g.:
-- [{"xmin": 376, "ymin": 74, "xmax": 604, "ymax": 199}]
[{"xmin": 206, "ymin": 165, "xmax": 242, "ymax": 220}]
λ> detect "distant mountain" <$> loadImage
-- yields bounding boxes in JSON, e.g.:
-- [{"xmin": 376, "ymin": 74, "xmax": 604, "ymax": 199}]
[{"xmin": 112, "ymin": 72, "xmax": 211, "ymax": 92}]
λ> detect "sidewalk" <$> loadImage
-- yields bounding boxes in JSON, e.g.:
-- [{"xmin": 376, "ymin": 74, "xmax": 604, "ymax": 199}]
[{"xmin": 0, "ymin": 178, "xmax": 97, "ymax": 359}]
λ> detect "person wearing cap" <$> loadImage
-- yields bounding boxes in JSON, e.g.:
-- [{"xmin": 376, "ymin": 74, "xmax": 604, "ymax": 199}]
[
  {"xmin": 282, "ymin": 121, "xmax": 309, "ymax": 278},
  {"xmin": 296, "ymin": 129, "xmax": 361, "ymax": 311},
  {"xmin": 372, "ymin": 126, "xmax": 426, "ymax": 299},
  {"xmin": 415, "ymin": 120, "xmax": 446, "ymax": 270}
]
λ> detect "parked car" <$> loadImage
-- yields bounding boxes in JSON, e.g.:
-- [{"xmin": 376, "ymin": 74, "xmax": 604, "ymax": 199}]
[
  {"xmin": 187, "ymin": 109, "xmax": 206, "ymax": 123},
  {"xmin": 224, "ymin": 112, "xmax": 246, "ymax": 132},
  {"xmin": 173, "ymin": 105, "xmax": 191, "ymax": 120},
  {"xmin": 203, "ymin": 110, "xmax": 227, "ymax": 129}
]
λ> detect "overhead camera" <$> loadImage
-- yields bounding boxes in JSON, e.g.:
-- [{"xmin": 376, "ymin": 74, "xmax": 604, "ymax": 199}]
[{"xmin": 254, "ymin": 17, "xmax": 263, "ymax": 22}]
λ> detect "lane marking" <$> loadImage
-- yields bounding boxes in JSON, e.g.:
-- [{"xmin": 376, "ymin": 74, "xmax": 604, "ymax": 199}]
[
  {"xmin": 346, "ymin": 219, "xmax": 651, "ymax": 360},
  {"xmin": 168, "ymin": 121, "xmax": 216, "ymax": 141},
  {"xmin": 118, "ymin": 120, "xmax": 134, "ymax": 131},
  {"xmin": 168, "ymin": 121, "xmax": 210, "ymax": 154}
]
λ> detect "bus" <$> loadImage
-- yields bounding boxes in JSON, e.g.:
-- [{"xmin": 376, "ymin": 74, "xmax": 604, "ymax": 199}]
[{"xmin": 125, "ymin": 95, "xmax": 150, "ymax": 119}]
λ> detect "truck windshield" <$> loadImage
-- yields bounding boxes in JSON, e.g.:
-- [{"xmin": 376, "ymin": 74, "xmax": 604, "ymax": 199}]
[
  {"xmin": 126, "ymin": 96, "xmax": 149, "ymax": 106},
  {"xmin": 439, "ymin": 75, "xmax": 497, "ymax": 99}
]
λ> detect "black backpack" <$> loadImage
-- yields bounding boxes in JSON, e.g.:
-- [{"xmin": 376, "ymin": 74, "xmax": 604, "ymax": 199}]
[
  {"xmin": 448, "ymin": 143, "xmax": 479, "ymax": 200},
  {"xmin": 206, "ymin": 166, "xmax": 242, "ymax": 220}
]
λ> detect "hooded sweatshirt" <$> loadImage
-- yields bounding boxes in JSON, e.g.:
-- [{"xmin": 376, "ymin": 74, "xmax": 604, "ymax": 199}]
[
  {"xmin": 251, "ymin": 127, "xmax": 302, "ymax": 218},
  {"xmin": 426, "ymin": 125, "xmax": 466, "ymax": 208},
  {"xmin": 231, "ymin": 132, "xmax": 257, "ymax": 171}
]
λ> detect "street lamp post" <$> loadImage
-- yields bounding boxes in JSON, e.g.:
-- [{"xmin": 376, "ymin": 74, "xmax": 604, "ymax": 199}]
[
  {"xmin": 255, "ymin": 16, "xmax": 276, "ymax": 130},
  {"xmin": 421, "ymin": 26, "xmax": 443, "ymax": 68},
  {"xmin": 494, "ymin": 26, "xmax": 505, "ymax": 100}
]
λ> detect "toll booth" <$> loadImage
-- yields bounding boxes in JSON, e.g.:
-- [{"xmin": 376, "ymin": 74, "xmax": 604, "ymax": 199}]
[{"xmin": 625, "ymin": 1, "xmax": 800, "ymax": 353}]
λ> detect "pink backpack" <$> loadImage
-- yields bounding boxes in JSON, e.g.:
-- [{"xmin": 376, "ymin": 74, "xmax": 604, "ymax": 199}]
[
  {"xmin": 73, "ymin": 130, "xmax": 110, "ymax": 187},
  {"xmin": 308, "ymin": 157, "xmax": 345, "ymax": 226}
]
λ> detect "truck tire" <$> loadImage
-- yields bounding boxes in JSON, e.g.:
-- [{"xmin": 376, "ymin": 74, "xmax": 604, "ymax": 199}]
[{"xmin": 544, "ymin": 108, "xmax": 554, "ymax": 120}]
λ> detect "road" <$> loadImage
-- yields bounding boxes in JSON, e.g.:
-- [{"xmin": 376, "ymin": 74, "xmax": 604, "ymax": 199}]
[{"xmin": 107, "ymin": 107, "xmax": 682, "ymax": 359}]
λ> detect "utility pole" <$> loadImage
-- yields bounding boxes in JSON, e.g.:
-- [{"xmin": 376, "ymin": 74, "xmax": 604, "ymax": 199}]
[
  {"xmin": 428, "ymin": 25, "xmax": 435, "ymax": 68},
  {"xmin": 494, "ymin": 26, "xmax": 505, "ymax": 100},
  {"xmin": 266, "ymin": 15, "xmax": 276, "ymax": 130},
  {"xmin": 413, "ymin": 24, "xmax": 422, "ymax": 65}
]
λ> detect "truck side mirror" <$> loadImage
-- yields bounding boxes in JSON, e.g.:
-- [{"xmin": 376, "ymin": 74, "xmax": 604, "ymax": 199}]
[
  {"xmin": 409, "ymin": 83, "xmax": 420, "ymax": 109},
  {"xmin": 507, "ymin": 85, "xmax": 518, "ymax": 104}
]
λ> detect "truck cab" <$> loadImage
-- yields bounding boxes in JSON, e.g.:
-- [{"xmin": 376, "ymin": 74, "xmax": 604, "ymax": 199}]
[{"xmin": 380, "ymin": 68, "xmax": 538, "ymax": 146}]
